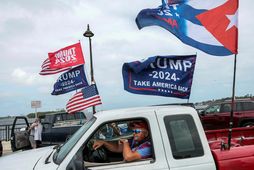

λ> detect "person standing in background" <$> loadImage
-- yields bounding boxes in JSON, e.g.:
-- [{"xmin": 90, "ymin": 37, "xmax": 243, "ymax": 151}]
[
  {"xmin": 29, "ymin": 118, "xmax": 42, "ymax": 149},
  {"xmin": 34, "ymin": 118, "xmax": 43, "ymax": 148}
]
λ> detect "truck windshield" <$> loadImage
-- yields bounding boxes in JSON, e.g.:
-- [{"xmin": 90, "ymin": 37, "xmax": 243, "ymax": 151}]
[{"xmin": 53, "ymin": 117, "xmax": 96, "ymax": 164}]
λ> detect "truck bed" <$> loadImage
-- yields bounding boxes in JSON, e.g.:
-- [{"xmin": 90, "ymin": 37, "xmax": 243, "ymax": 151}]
[
  {"xmin": 205, "ymin": 127, "xmax": 254, "ymax": 150},
  {"xmin": 211, "ymin": 146, "xmax": 254, "ymax": 170},
  {"xmin": 206, "ymin": 127, "xmax": 254, "ymax": 170}
]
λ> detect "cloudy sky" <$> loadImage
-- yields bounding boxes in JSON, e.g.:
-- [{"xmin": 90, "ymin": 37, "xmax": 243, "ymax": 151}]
[{"xmin": 0, "ymin": 0, "xmax": 253, "ymax": 116}]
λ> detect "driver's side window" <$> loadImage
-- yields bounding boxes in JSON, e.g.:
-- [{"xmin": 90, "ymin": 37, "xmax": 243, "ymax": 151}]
[{"xmin": 82, "ymin": 119, "xmax": 154, "ymax": 167}]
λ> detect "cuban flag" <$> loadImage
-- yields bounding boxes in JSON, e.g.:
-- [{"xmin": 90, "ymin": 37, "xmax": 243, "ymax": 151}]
[{"xmin": 136, "ymin": 0, "xmax": 238, "ymax": 56}]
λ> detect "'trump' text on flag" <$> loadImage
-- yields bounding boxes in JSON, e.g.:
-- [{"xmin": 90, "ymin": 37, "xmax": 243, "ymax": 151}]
[
  {"xmin": 122, "ymin": 55, "xmax": 196, "ymax": 99},
  {"xmin": 66, "ymin": 84, "xmax": 102, "ymax": 114},
  {"xmin": 136, "ymin": 0, "xmax": 238, "ymax": 56},
  {"xmin": 48, "ymin": 42, "xmax": 85, "ymax": 69},
  {"xmin": 51, "ymin": 65, "xmax": 89, "ymax": 95}
]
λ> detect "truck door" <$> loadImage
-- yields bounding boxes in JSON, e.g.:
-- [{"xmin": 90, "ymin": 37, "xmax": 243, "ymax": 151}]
[
  {"xmin": 156, "ymin": 110, "xmax": 216, "ymax": 170},
  {"xmin": 10, "ymin": 116, "xmax": 31, "ymax": 151},
  {"xmin": 61, "ymin": 111, "xmax": 169, "ymax": 170}
]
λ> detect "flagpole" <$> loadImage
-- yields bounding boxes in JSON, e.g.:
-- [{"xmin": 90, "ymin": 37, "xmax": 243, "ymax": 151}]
[
  {"xmin": 227, "ymin": 54, "xmax": 237, "ymax": 150},
  {"xmin": 83, "ymin": 24, "xmax": 96, "ymax": 114},
  {"xmin": 187, "ymin": 52, "xmax": 197, "ymax": 105}
]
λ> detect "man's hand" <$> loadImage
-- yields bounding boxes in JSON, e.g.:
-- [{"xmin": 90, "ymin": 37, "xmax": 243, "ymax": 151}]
[
  {"xmin": 93, "ymin": 140, "xmax": 104, "ymax": 150},
  {"xmin": 119, "ymin": 139, "xmax": 129, "ymax": 144}
]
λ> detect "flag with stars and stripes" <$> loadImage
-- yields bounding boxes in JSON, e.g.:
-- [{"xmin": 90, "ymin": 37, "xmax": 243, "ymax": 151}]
[
  {"xmin": 66, "ymin": 84, "xmax": 102, "ymax": 114},
  {"xmin": 39, "ymin": 58, "xmax": 71, "ymax": 75}
]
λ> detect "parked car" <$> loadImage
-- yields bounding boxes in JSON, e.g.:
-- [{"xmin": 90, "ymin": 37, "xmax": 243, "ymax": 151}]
[
  {"xmin": 199, "ymin": 98, "xmax": 254, "ymax": 130},
  {"xmin": 1, "ymin": 105, "xmax": 254, "ymax": 170},
  {"xmin": 10, "ymin": 112, "xmax": 86, "ymax": 152},
  {"xmin": 195, "ymin": 104, "xmax": 209, "ymax": 114}
]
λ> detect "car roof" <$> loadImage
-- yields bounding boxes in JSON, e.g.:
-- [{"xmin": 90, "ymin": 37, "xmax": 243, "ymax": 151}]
[
  {"xmin": 94, "ymin": 105, "xmax": 196, "ymax": 120},
  {"xmin": 216, "ymin": 99, "xmax": 254, "ymax": 104},
  {"xmin": 44, "ymin": 111, "xmax": 84, "ymax": 116}
]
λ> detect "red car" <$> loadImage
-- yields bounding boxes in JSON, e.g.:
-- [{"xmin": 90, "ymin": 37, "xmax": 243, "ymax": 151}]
[{"xmin": 199, "ymin": 99, "xmax": 254, "ymax": 130}]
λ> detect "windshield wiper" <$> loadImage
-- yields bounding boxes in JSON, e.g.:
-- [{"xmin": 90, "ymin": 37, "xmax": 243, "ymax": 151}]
[
  {"xmin": 52, "ymin": 144, "xmax": 64, "ymax": 163},
  {"xmin": 55, "ymin": 144, "xmax": 63, "ymax": 153},
  {"xmin": 45, "ymin": 145, "xmax": 61, "ymax": 164},
  {"xmin": 53, "ymin": 144, "xmax": 60, "ymax": 150},
  {"xmin": 45, "ymin": 150, "xmax": 54, "ymax": 164},
  {"xmin": 52, "ymin": 143, "xmax": 62, "ymax": 152}
]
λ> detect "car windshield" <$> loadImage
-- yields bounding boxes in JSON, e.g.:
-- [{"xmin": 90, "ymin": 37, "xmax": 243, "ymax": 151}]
[
  {"xmin": 205, "ymin": 105, "xmax": 220, "ymax": 114},
  {"xmin": 53, "ymin": 117, "xmax": 96, "ymax": 164}
]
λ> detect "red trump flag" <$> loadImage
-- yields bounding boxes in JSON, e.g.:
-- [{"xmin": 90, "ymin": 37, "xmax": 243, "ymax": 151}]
[{"xmin": 48, "ymin": 42, "xmax": 85, "ymax": 69}]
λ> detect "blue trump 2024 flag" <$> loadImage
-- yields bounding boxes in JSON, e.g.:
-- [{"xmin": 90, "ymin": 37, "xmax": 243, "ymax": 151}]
[
  {"xmin": 136, "ymin": 0, "xmax": 238, "ymax": 56},
  {"xmin": 51, "ymin": 65, "xmax": 88, "ymax": 95},
  {"xmin": 122, "ymin": 55, "xmax": 196, "ymax": 99}
]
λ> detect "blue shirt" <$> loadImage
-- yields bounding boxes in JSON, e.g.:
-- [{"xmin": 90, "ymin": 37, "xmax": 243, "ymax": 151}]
[{"xmin": 130, "ymin": 139, "xmax": 152, "ymax": 159}]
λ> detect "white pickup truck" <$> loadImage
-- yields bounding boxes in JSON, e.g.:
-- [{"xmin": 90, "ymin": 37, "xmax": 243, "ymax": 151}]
[{"xmin": 1, "ymin": 105, "xmax": 254, "ymax": 170}]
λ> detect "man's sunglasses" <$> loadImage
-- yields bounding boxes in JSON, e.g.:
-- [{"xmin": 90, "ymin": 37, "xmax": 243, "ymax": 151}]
[{"xmin": 132, "ymin": 129, "xmax": 143, "ymax": 134}]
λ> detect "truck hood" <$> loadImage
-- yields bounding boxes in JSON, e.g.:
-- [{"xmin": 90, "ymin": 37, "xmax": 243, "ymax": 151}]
[{"xmin": 0, "ymin": 146, "xmax": 53, "ymax": 170}]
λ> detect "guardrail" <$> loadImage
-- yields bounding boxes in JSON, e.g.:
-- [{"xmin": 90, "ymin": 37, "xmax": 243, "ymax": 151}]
[{"xmin": 0, "ymin": 123, "xmax": 28, "ymax": 141}]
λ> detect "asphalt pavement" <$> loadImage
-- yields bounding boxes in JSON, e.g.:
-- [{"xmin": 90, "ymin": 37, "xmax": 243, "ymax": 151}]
[{"xmin": 1, "ymin": 141, "xmax": 12, "ymax": 156}]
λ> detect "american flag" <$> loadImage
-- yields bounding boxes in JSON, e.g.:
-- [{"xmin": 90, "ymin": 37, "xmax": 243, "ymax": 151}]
[
  {"xmin": 39, "ymin": 58, "xmax": 71, "ymax": 75},
  {"xmin": 66, "ymin": 84, "xmax": 102, "ymax": 114}
]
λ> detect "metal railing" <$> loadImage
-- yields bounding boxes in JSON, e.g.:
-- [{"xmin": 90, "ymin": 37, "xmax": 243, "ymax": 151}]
[{"xmin": 0, "ymin": 123, "xmax": 28, "ymax": 141}]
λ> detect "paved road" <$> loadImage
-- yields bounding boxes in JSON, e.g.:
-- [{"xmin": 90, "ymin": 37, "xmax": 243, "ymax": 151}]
[{"xmin": 2, "ymin": 141, "xmax": 12, "ymax": 156}]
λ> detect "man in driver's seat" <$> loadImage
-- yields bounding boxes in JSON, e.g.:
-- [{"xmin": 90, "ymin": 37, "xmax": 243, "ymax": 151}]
[{"xmin": 93, "ymin": 121, "xmax": 152, "ymax": 162}]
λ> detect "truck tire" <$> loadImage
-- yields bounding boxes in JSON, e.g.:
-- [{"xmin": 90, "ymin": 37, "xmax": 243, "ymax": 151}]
[{"xmin": 242, "ymin": 122, "xmax": 254, "ymax": 127}]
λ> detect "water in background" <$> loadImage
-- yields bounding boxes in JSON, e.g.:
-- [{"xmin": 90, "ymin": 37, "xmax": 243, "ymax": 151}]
[
  {"xmin": 0, "ymin": 118, "xmax": 16, "ymax": 126},
  {"xmin": 0, "ymin": 117, "xmax": 34, "ymax": 125},
  {"xmin": 0, "ymin": 117, "xmax": 34, "ymax": 141}
]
